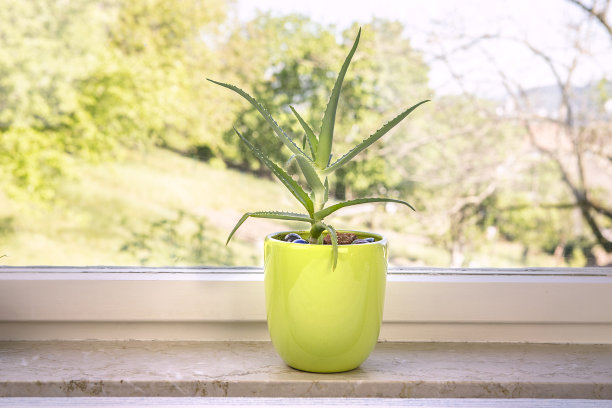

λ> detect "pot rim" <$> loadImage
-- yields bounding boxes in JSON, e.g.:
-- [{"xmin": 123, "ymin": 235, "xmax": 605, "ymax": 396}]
[{"xmin": 265, "ymin": 230, "xmax": 387, "ymax": 246}]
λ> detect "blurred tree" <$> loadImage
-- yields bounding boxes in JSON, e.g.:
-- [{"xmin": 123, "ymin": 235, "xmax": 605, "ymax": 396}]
[
  {"xmin": 500, "ymin": 38, "xmax": 612, "ymax": 261},
  {"xmin": 404, "ymin": 93, "xmax": 523, "ymax": 266},
  {"xmin": 0, "ymin": 0, "xmax": 109, "ymax": 200},
  {"xmin": 210, "ymin": 13, "xmax": 340, "ymax": 174},
  {"xmin": 423, "ymin": 1, "xmax": 612, "ymax": 265},
  {"xmin": 0, "ymin": 0, "xmax": 229, "ymax": 201},
  {"xmin": 105, "ymin": 0, "xmax": 229, "ymax": 151},
  {"xmin": 567, "ymin": 0, "xmax": 612, "ymax": 37},
  {"xmin": 213, "ymin": 15, "xmax": 431, "ymax": 199},
  {"xmin": 333, "ymin": 20, "xmax": 431, "ymax": 199}
]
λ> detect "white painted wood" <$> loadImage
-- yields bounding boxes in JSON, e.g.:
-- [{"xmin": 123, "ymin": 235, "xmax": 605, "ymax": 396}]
[
  {"xmin": 2, "ymin": 321, "xmax": 612, "ymax": 343},
  {"xmin": 1, "ymin": 267, "xmax": 611, "ymax": 342}
]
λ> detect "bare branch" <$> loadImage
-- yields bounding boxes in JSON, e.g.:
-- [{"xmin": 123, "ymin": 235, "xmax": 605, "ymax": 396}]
[
  {"xmin": 567, "ymin": 0, "xmax": 612, "ymax": 38},
  {"xmin": 588, "ymin": 198, "xmax": 612, "ymax": 219}
]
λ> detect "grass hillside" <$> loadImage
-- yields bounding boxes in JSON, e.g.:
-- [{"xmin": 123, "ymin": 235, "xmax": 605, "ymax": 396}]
[
  {"xmin": 0, "ymin": 147, "xmax": 562, "ymax": 267},
  {"xmin": 0, "ymin": 148, "xmax": 302, "ymax": 266}
]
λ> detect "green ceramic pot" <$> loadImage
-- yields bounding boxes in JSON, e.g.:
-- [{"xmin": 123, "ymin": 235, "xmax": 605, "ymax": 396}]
[{"xmin": 264, "ymin": 230, "xmax": 388, "ymax": 373}]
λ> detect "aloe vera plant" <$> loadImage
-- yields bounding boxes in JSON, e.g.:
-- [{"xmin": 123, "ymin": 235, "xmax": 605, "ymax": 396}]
[{"xmin": 208, "ymin": 28, "xmax": 429, "ymax": 267}]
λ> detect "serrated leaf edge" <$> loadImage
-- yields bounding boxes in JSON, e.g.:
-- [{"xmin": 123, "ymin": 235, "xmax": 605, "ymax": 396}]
[
  {"xmin": 324, "ymin": 99, "xmax": 430, "ymax": 175},
  {"xmin": 316, "ymin": 28, "xmax": 361, "ymax": 169},
  {"xmin": 315, "ymin": 197, "xmax": 415, "ymax": 220},
  {"xmin": 207, "ymin": 79, "xmax": 306, "ymax": 157},
  {"xmin": 226, "ymin": 210, "xmax": 312, "ymax": 245},
  {"xmin": 233, "ymin": 128, "xmax": 314, "ymax": 215}
]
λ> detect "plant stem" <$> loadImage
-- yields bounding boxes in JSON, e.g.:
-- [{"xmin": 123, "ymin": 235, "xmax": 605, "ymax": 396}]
[{"xmin": 309, "ymin": 221, "xmax": 326, "ymax": 244}]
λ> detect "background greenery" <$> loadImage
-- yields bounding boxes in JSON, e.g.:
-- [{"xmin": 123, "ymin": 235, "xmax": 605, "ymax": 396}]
[{"xmin": 1, "ymin": 0, "xmax": 610, "ymax": 267}]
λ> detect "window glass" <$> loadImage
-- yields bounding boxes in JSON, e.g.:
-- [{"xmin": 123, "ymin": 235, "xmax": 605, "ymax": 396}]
[{"xmin": 1, "ymin": 0, "xmax": 610, "ymax": 268}]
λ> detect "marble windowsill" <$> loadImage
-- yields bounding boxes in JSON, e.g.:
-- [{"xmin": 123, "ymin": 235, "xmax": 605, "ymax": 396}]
[{"xmin": 1, "ymin": 341, "xmax": 611, "ymax": 399}]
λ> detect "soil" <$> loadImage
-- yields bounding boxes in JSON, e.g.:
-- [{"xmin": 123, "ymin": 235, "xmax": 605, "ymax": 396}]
[{"xmin": 323, "ymin": 232, "xmax": 357, "ymax": 245}]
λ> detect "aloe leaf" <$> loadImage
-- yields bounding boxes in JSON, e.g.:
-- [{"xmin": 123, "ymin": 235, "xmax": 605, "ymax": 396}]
[
  {"xmin": 207, "ymin": 79, "xmax": 306, "ymax": 157},
  {"xmin": 314, "ymin": 197, "xmax": 415, "ymax": 220},
  {"xmin": 301, "ymin": 133, "xmax": 308, "ymax": 155},
  {"xmin": 226, "ymin": 211, "xmax": 312, "ymax": 245},
  {"xmin": 295, "ymin": 155, "xmax": 325, "ymax": 199},
  {"xmin": 322, "ymin": 223, "xmax": 338, "ymax": 271},
  {"xmin": 316, "ymin": 28, "xmax": 361, "ymax": 169},
  {"xmin": 300, "ymin": 132, "xmax": 316, "ymax": 161},
  {"xmin": 290, "ymin": 106, "xmax": 318, "ymax": 158},
  {"xmin": 323, "ymin": 177, "xmax": 329, "ymax": 204},
  {"xmin": 323, "ymin": 99, "xmax": 430, "ymax": 175},
  {"xmin": 233, "ymin": 128, "xmax": 314, "ymax": 216},
  {"xmin": 304, "ymin": 135, "xmax": 314, "ymax": 160}
]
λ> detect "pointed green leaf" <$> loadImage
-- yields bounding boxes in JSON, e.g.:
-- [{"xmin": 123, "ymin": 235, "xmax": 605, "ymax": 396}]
[
  {"xmin": 226, "ymin": 211, "xmax": 312, "ymax": 245},
  {"xmin": 295, "ymin": 155, "xmax": 325, "ymax": 198},
  {"xmin": 315, "ymin": 197, "xmax": 415, "ymax": 220},
  {"xmin": 301, "ymin": 133, "xmax": 308, "ymax": 155},
  {"xmin": 322, "ymin": 223, "xmax": 338, "ymax": 271},
  {"xmin": 207, "ymin": 79, "xmax": 306, "ymax": 157},
  {"xmin": 300, "ymin": 133, "xmax": 315, "ymax": 161},
  {"xmin": 290, "ymin": 106, "xmax": 318, "ymax": 158},
  {"xmin": 316, "ymin": 28, "xmax": 361, "ymax": 169},
  {"xmin": 323, "ymin": 99, "xmax": 430, "ymax": 175},
  {"xmin": 323, "ymin": 177, "xmax": 329, "ymax": 205},
  {"xmin": 234, "ymin": 128, "xmax": 314, "ymax": 216}
]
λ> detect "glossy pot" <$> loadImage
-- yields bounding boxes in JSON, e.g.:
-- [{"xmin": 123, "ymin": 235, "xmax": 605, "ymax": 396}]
[{"xmin": 264, "ymin": 230, "xmax": 388, "ymax": 373}]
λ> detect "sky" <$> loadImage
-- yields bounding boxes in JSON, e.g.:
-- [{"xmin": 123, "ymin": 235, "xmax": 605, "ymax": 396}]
[{"xmin": 236, "ymin": 0, "xmax": 612, "ymax": 97}]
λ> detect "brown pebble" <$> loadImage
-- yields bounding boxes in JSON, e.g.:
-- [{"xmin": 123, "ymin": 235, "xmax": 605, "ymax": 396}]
[{"xmin": 324, "ymin": 232, "xmax": 357, "ymax": 245}]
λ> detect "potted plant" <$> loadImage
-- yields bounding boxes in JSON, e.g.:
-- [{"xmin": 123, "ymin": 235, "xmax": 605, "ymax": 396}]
[{"xmin": 208, "ymin": 28, "xmax": 428, "ymax": 373}]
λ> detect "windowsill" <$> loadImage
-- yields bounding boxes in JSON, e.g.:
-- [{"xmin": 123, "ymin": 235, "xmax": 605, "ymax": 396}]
[
  {"xmin": 1, "ymin": 341, "xmax": 611, "ymax": 399},
  {"xmin": 2, "ymin": 266, "xmax": 612, "ymax": 343}
]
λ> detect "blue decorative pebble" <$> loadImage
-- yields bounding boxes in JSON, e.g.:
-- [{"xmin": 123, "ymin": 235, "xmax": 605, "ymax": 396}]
[
  {"xmin": 284, "ymin": 233, "xmax": 302, "ymax": 242},
  {"xmin": 352, "ymin": 237, "xmax": 376, "ymax": 244},
  {"xmin": 292, "ymin": 239, "xmax": 309, "ymax": 244}
]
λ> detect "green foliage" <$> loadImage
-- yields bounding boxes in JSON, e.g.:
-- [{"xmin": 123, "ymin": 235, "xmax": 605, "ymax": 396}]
[
  {"xmin": 0, "ymin": 128, "xmax": 70, "ymax": 201},
  {"xmin": 105, "ymin": 0, "xmax": 228, "ymax": 150},
  {"xmin": 210, "ymin": 14, "xmax": 339, "ymax": 172},
  {"xmin": 121, "ymin": 210, "xmax": 233, "ymax": 266},
  {"xmin": 478, "ymin": 157, "xmax": 595, "ymax": 264},
  {"xmin": 0, "ymin": 216, "xmax": 14, "ymax": 237},
  {"xmin": 402, "ymin": 93, "xmax": 527, "ymax": 265},
  {"xmin": 210, "ymin": 27, "xmax": 428, "ymax": 267},
  {"xmin": 0, "ymin": 0, "xmax": 228, "ymax": 201},
  {"xmin": 214, "ymin": 17, "xmax": 431, "ymax": 200},
  {"xmin": 0, "ymin": 0, "xmax": 106, "ymax": 200},
  {"xmin": 0, "ymin": 147, "xmax": 272, "ymax": 266},
  {"xmin": 329, "ymin": 21, "xmax": 431, "ymax": 198},
  {"xmin": 490, "ymin": 197, "xmax": 572, "ymax": 255},
  {"xmin": 0, "ymin": 2, "xmax": 601, "ymax": 267}
]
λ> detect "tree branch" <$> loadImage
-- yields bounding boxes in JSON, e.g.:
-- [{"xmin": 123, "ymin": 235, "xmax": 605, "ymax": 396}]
[{"xmin": 567, "ymin": 0, "xmax": 612, "ymax": 38}]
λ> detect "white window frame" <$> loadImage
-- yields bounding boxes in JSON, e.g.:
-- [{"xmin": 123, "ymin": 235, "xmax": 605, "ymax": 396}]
[{"xmin": 1, "ymin": 266, "xmax": 611, "ymax": 343}]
